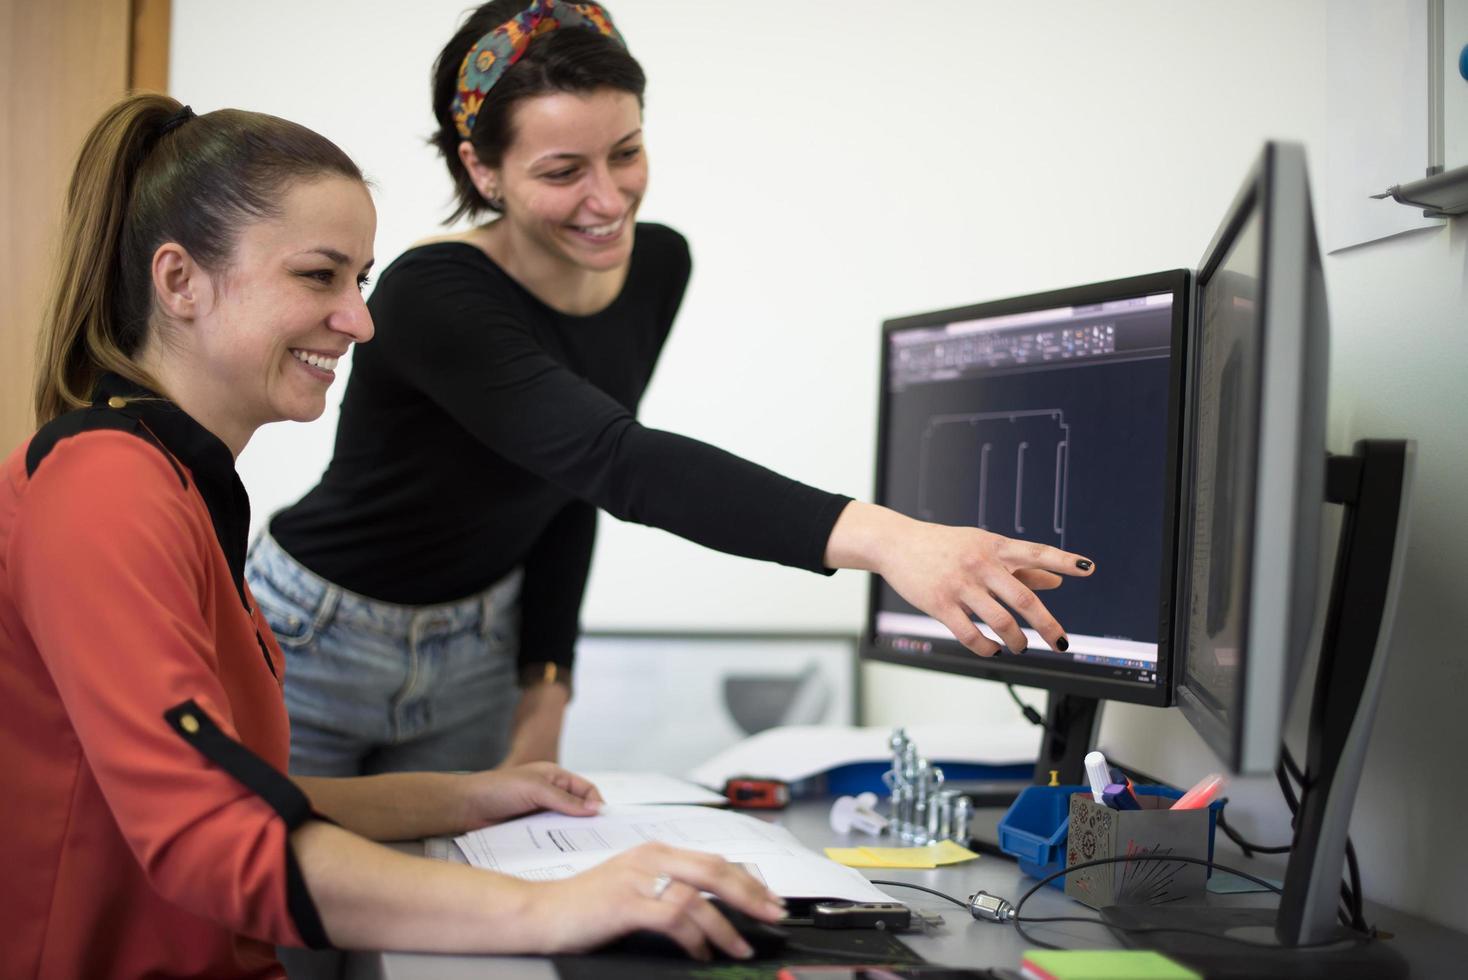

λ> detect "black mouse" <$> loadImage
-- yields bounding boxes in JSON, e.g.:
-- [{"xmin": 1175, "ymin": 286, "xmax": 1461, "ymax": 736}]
[
  {"xmin": 600, "ymin": 897, "xmax": 790, "ymax": 960},
  {"xmin": 708, "ymin": 898, "xmax": 791, "ymax": 959}
]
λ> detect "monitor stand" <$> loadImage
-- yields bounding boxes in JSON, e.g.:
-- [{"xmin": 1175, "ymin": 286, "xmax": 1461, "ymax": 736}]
[
  {"xmin": 1033, "ymin": 692, "xmax": 1101, "ymax": 787},
  {"xmin": 943, "ymin": 688, "xmax": 1098, "ymax": 813},
  {"xmin": 960, "ymin": 692, "xmax": 1100, "ymax": 857},
  {"xmin": 1102, "ymin": 439, "xmax": 1414, "ymax": 979}
]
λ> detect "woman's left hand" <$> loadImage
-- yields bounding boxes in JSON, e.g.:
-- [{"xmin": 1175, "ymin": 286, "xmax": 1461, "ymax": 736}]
[{"xmin": 460, "ymin": 762, "xmax": 604, "ymax": 829}]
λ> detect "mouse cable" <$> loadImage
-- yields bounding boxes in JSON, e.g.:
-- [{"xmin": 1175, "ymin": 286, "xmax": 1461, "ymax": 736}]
[{"xmin": 869, "ymin": 879, "xmax": 972, "ymax": 910}]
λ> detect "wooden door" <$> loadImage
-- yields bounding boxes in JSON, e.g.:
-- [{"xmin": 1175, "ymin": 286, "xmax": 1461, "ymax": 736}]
[{"xmin": 0, "ymin": 0, "xmax": 169, "ymax": 449}]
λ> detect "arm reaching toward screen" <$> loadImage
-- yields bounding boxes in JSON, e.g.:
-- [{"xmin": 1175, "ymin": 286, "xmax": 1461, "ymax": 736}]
[{"xmin": 824, "ymin": 501, "xmax": 1095, "ymax": 657}]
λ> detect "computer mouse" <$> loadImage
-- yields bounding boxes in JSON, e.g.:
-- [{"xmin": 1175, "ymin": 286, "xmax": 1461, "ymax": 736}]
[
  {"xmin": 708, "ymin": 897, "xmax": 791, "ymax": 959},
  {"xmin": 601, "ymin": 897, "xmax": 790, "ymax": 961}
]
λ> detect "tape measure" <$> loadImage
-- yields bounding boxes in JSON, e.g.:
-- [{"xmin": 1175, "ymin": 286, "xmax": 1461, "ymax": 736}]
[{"xmin": 723, "ymin": 777, "xmax": 790, "ymax": 809}]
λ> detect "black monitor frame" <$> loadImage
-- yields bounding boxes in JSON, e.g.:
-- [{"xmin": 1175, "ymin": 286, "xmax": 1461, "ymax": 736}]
[{"xmin": 862, "ymin": 270, "xmax": 1191, "ymax": 711}]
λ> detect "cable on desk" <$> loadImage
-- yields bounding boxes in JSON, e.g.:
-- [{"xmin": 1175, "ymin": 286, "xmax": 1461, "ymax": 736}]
[
  {"xmin": 869, "ymin": 855, "xmax": 1373, "ymax": 954},
  {"xmin": 1010, "ymin": 855, "xmax": 1373, "ymax": 953},
  {"xmin": 1110, "ymin": 749, "xmax": 1370, "ymax": 933},
  {"xmin": 869, "ymin": 879, "xmax": 972, "ymax": 910}
]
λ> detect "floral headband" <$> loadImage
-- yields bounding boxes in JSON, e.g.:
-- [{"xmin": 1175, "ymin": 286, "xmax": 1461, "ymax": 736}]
[{"xmin": 451, "ymin": 0, "xmax": 624, "ymax": 140}]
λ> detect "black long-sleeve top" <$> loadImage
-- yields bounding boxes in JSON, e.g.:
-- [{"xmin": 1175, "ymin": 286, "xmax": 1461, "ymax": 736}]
[{"xmin": 271, "ymin": 224, "xmax": 850, "ymax": 674}]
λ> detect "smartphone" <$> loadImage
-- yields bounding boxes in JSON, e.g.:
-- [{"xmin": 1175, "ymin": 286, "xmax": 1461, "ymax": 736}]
[
  {"xmin": 776, "ymin": 968, "xmax": 999, "ymax": 980},
  {"xmin": 811, "ymin": 900, "xmax": 912, "ymax": 931}
]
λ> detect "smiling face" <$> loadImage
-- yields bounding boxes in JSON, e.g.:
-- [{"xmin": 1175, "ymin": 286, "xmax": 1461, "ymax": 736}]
[
  {"xmin": 487, "ymin": 88, "xmax": 647, "ymax": 274},
  {"xmin": 156, "ymin": 175, "xmax": 377, "ymax": 452}
]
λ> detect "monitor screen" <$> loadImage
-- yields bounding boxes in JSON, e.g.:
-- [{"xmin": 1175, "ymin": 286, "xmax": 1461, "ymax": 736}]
[
  {"xmin": 866, "ymin": 271, "xmax": 1189, "ymax": 707},
  {"xmin": 1178, "ymin": 209, "xmax": 1262, "ymax": 745},
  {"xmin": 1175, "ymin": 142, "xmax": 1327, "ymax": 773}
]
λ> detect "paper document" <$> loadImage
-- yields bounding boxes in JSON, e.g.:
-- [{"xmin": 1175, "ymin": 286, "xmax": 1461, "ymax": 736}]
[
  {"xmin": 580, "ymin": 771, "xmax": 727, "ymax": 806},
  {"xmin": 454, "ymin": 804, "xmax": 895, "ymax": 902},
  {"xmin": 688, "ymin": 723, "xmax": 1039, "ymax": 788}
]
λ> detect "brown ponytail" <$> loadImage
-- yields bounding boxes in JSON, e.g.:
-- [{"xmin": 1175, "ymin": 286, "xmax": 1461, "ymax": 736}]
[{"xmin": 34, "ymin": 94, "xmax": 364, "ymax": 424}]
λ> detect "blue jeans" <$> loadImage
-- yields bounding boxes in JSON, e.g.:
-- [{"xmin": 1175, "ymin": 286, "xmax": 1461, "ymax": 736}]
[{"xmin": 244, "ymin": 530, "xmax": 523, "ymax": 778}]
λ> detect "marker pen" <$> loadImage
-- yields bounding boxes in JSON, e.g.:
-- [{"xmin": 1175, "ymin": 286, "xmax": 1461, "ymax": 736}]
[
  {"xmin": 1171, "ymin": 773, "xmax": 1226, "ymax": 810},
  {"xmin": 1084, "ymin": 750, "xmax": 1110, "ymax": 804}
]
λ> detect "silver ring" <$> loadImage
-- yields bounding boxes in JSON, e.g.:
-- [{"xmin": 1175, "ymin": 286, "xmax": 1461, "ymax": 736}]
[{"xmin": 651, "ymin": 873, "xmax": 673, "ymax": 899}]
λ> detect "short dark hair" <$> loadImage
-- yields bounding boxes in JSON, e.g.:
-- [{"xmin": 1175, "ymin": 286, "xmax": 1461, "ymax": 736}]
[{"xmin": 430, "ymin": 0, "xmax": 646, "ymax": 224}]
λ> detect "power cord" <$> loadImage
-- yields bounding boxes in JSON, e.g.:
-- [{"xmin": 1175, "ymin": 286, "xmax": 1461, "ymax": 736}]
[
  {"xmin": 1110, "ymin": 751, "xmax": 1368, "ymax": 933},
  {"xmin": 1277, "ymin": 746, "xmax": 1366, "ymax": 932},
  {"xmin": 1001, "ymin": 691, "xmax": 1371, "ymax": 935},
  {"xmin": 869, "ymin": 879, "xmax": 971, "ymax": 911},
  {"xmin": 1006, "ymin": 684, "xmax": 1049, "ymax": 730},
  {"xmin": 874, "ymin": 853, "xmax": 1374, "ymax": 954}
]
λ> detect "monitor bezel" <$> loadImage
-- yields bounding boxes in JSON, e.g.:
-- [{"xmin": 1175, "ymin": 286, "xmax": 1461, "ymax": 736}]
[
  {"xmin": 1175, "ymin": 142, "xmax": 1326, "ymax": 773},
  {"xmin": 862, "ymin": 269, "xmax": 1192, "ymax": 709}
]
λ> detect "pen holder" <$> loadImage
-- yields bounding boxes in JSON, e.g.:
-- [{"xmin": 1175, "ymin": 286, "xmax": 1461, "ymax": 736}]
[{"xmin": 1064, "ymin": 787, "xmax": 1220, "ymax": 909}]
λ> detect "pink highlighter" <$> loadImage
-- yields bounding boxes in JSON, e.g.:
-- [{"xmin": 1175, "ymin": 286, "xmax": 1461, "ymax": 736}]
[{"xmin": 1170, "ymin": 773, "xmax": 1226, "ymax": 810}]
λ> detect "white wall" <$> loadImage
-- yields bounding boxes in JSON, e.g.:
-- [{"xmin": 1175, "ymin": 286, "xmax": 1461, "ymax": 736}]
[{"xmin": 172, "ymin": 0, "xmax": 1468, "ymax": 932}]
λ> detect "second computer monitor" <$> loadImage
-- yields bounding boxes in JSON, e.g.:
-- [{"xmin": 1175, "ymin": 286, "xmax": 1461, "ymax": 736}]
[
  {"xmin": 866, "ymin": 271, "xmax": 1190, "ymax": 707},
  {"xmin": 1175, "ymin": 142, "xmax": 1328, "ymax": 774}
]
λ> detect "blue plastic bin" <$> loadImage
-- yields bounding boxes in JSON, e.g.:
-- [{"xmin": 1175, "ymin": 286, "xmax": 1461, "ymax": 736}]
[
  {"xmin": 997, "ymin": 784, "xmax": 1087, "ymax": 887},
  {"xmin": 997, "ymin": 784, "xmax": 1224, "ymax": 889}
]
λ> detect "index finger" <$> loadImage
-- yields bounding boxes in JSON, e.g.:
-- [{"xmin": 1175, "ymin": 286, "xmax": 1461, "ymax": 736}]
[
  {"xmin": 986, "ymin": 573, "xmax": 1066, "ymax": 653},
  {"xmin": 998, "ymin": 539, "xmax": 1096, "ymax": 577}
]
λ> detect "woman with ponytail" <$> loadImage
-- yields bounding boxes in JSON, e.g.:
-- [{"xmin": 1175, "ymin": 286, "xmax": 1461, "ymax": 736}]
[{"xmin": 1, "ymin": 93, "xmax": 783, "ymax": 979}]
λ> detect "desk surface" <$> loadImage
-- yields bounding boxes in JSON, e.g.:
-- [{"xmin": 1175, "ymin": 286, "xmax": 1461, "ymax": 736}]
[{"xmin": 379, "ymin": 800, "xmax": 1467, "ymax": 979}]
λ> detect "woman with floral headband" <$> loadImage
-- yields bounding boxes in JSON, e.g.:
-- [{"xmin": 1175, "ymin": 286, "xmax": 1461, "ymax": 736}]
[{"xmin": 252, "ymin": 0, "xmax": 1097, "ymax": 782}]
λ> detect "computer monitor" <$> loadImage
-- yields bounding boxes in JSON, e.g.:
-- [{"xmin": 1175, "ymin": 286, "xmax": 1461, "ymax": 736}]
[
  {"xmin": 1173, "ymin": 141, "xmax": 1328, "ymax": 776},
  {"xmin": 865, "ymin": 142, "xmax": 1411, "ymax": 969},
  {"xmin": 1108, "ymin": 143, "xmax": 1412, "ymax": 969},
  {"xmin": 865, "ymin": 271, "xmax": 1190, "ymax": 718}
]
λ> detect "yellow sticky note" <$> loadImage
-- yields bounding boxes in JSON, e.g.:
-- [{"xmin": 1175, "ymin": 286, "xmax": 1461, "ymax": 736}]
[
  {"xmin": 856, "ymin": 847, "xmax": 939, "ymax": 869},
  {"xmin": 824, "ymin": 847, "xmax": 908, "ymax": 867},
  {"xmin": 927, "ymin": 840, "xmax": 980, "ymax": 866},
  {"xmin": 825, "ymin": 842, "xmax": 981, "ymax": 868}
]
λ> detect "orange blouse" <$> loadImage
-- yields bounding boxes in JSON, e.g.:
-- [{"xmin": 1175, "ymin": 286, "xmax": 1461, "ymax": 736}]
[{"xmin": 0, "ymin": 381, "xmax": 327, "ymax": 979}]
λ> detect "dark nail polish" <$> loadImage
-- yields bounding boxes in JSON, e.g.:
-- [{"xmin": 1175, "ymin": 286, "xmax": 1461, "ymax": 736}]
[
  {"xmin": 1076, "ymin": 559, "xmax": 1093, "ymax": 571},
  {"xmin": 1056, "ymin": 636, "xmax": 1070, "ymax": 652}
]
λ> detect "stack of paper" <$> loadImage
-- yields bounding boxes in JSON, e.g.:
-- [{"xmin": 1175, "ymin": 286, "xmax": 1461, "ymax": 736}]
[
  {"xmin": 579, "ymin": 772, "xmax": 727, "ymax": 806},
  {"xmin": 454, "ymin": 804, "xmax": 898, "ymax": 902}
]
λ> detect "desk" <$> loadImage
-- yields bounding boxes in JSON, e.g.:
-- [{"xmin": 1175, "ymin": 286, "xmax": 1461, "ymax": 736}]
[{"xmin": 378, "ymin": 801, "xmax": 1468, "ymax": 979}]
